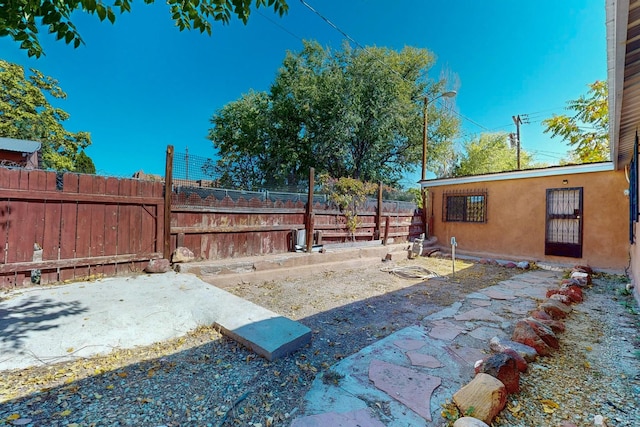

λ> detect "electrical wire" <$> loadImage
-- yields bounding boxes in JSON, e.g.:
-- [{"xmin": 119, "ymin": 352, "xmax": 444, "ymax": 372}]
[
  {"xmin": 298, "ymin": 0, "xmax": 492, "ymax": 131},
  {"xmin": 256, "ymin": 10, "xmax": 304, "ymax": 41}
]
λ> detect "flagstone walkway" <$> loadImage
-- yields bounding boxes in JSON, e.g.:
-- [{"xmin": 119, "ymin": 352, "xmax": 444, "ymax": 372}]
[{"xmin": 290, "ymin": 269, "xmax": 562, "ymax": 426}]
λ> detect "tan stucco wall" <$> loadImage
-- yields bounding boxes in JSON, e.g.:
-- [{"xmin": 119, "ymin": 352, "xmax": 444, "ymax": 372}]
[{"xmin": 426, "ymin": 170, "xmax": 628, "ymax": 270}]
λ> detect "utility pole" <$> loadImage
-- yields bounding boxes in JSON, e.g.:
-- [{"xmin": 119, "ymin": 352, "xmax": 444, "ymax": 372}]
[{"xmin": 512, "ymin": 115, "xmax": 522, "ymax": 170}]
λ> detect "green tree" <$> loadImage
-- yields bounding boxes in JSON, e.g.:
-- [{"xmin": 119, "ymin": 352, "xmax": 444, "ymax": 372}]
[
  {"xmin": 0, "ymin": 60, "xmax": 94, "ymax": 172},
  {"xmin": 208, "ymin": 40, "xmax": 459, "ymax": 189},
  {"xmin": 1, "ymin": 0, "xmax": 289, "ymax": 58},
  {"xmin": 451, "ymin": 132, "xmax": 538, "ymax": 177},
  {"xmin": 75, "ymin": 150, "xmax": 96, "ymax": 174},
  {"xmin": 319, "ymin": 174, "xmax": 377, "ymax": 239},
  {"xmin": 542, "ymin": 80, "xmax": 609, "ymax": 163}
]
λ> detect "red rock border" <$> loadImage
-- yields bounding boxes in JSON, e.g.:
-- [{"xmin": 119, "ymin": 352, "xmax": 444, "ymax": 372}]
[{"xmin": 449, "ymin": 265, "xmax": 592, "ymax": 427}]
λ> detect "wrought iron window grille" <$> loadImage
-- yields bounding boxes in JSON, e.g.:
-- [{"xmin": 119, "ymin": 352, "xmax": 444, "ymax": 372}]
[{"xmin": 442, "ymin": 189, "xmax": 488, "ymax": 223}]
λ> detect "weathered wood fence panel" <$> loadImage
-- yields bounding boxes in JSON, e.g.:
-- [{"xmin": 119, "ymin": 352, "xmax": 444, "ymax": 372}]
[
  {"xmin": 169, "ymin": 197, "xmax": 422, "ymax": 260},
  {"xmin": 0, "ymin": 168, "xmax": 164, "ymax": 288},
  {"xmin": 170, "ymin": 192, "xmax": 308, "ymax": 259},
  {"xmin": 0, "ymin": 164, "xmax": 423, "ymax": 288}
]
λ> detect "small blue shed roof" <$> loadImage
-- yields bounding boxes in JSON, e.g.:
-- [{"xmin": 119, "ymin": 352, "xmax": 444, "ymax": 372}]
[{"xmin": 0, "ymin": 137, "xmax": 41, "ymax": 153}]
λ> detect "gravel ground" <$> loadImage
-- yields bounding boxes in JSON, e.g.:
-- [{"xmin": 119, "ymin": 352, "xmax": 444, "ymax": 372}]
[
  {"xmin": 493, "ymin": 272, "xmax": 640, "ymax": 427},
  {"xmin": 0, "ymin": 257, "xmax": 638, "ymax": 427}
]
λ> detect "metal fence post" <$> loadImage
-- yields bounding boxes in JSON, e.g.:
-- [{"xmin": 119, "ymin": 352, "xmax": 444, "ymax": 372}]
[{"xmin": 163, "ymin": 145, "xmax": 174, "ymax": 260}]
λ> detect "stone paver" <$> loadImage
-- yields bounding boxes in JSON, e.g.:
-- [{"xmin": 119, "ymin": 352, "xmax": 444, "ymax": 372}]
[
  {"xmin": 480, "ymin": 287, "xmax": 516, "ymax": 300},
  {"xmin": 292, "ymin": 269, "xmax": 563, "ymax": 426},
  {"xmin": 446, "ymin": 345, "xmax": 487, "ymax": 366},
  {"xmin": 406, "ymin": 351, "xmax": 444, "ymax": 368},
  {"xmin": 290, "ymin": 408, "xmax": 386, "ymax": 427},
  {"xmin": 369, "ymin": 359, "xmax": 442, "ymax": 421},
  {"xmin": 469, "ymin": 326, "xmax": 506, "ymax": 341},
  {"xmin": 454, "ymin": 307, "xmax": 506, "ymax": 322},
  {"xmin": 393, "ymin": 339, "xmax": 426, "ymax": 351},
  {"xmin": 469, "ymin": 299, "xmax": 492, "ymax": 307},
  {"xmin": 428, "ymin": 319, "xmax": 467, "ymax": 340}
]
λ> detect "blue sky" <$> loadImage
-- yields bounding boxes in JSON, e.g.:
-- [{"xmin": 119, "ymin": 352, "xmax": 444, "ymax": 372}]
[{"xmin": 0, "ymin": 0, "xmax": 606, "ymax": 187}]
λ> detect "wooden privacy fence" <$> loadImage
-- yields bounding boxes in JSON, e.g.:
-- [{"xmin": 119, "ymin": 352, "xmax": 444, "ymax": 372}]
[
  {"xmin": 0, "ymin": 146, "xmax": 423, "ymax": 288},
  {"xmin": 0, "ymin": 168, "xmax": 163, "ymax": 287},
  {"xmin": 169, "ymin": 200, "xmax": 422, "ymax": 260}
]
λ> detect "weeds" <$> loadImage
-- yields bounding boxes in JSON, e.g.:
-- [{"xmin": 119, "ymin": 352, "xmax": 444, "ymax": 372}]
[{"xmin": 321, "ymin": 369, "xmax": 344, "ymax": 385}]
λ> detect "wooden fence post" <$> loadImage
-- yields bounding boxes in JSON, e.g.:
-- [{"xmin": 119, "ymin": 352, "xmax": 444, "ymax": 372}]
[
  {"xmin": 163, "ymin": 145, "xmax": 174, "ymax": 260},
  {"xmin": 376, "ymin": 181, "xmax": 382, "ymax": 240},
  {"xmin": 422, "ymin": 188, "xmax": 428, "ymax": 238},
  {"xmin": 383, "ymin": 215, "xmax": 390, "ymax": 246},
  {"xmin": 306, "ymin": 168, "xmax": 315, "ymax": 253}
]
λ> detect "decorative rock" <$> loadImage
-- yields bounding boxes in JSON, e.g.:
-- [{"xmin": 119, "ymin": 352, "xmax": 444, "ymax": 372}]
[
  {"xmin": 479, "ymin": 259, "xmax": 491, "ymax": 265},
  {"xmin": 561, "ymin": 278, "xmax": 582, "ymax": 287},
  {"xmin": 570, "ymin": 271, "xmax": 591, "ymax": 286},
  {"xmin": 172, "ymin": 246, "xmax": 195, "ymax": 263},
  {"xmin": 474, "ymin": 353, "xmax": 520, "ymax": 393},
  {"xmin": 516, "ymin": 261, "xmax": 530, "ymax": 269},
  {"xmin": 523, "ymin": 318, "xmax": 560, "ymax": 349},
  {"xmin": 489, "ymin": 337, "xmax": 538, "ymax": 362},
  {"xmin": 593, "ymin": 414, "xmax": 607, "ymax": 426},
  {"xmin": 145, "ymin": 258, "xmax": 172, "ymax": 273},
  {"xmin": 530, "ymin": 310, "xmax": 553, "ymax": 321},
  {"xmin": 501, "ymin": 348, "xmax": 527, "ymax": 372},
  {"xmin": 504, "ymin": 262, "xmax": 517, "ymax": 268},
  {"xmin": 549, "ymin": 293, "xmax": 572, "ymax": 304},
  {"xmin": 548, "ymin": 286, "xmax": 583, "ymax": 303},
  {"xmin": 532, "ymin": 318, "xmax": 565, "ymax": 334},
  {"xmin": 452, "ymin": 373, "xmax": 507, "ymax": 425},
  {"xmin": 512, "ymin": 320, "xmax": 552, "ymax": 356},
  {"xmin": 540, "ymin": 299, "xmax": 572, "ymax": 319},
  {"xmin": 564, "ymin": 285, "xmax": 584, "ymax": 302},
  {"xmin": 453, "ymin": 417, "xmax": 490, "ymax": 427},
  {"xmin": 573, "ymin": 264, "xmax": 593, "ymax": 274}
]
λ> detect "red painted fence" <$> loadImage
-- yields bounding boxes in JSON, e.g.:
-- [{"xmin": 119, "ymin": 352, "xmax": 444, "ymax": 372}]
[
  {"xmin": 0, "ymin": 168, "xmax": 164, "ymax": 288},
  {"xmin": 0, "ymin": 166, "xmax": 422, "ymax": 289}
]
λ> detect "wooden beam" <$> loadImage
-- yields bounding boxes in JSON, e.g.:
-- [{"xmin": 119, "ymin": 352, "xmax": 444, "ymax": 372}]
[
  {"xmin": 171, "ymin": 224, "xmax": 306, "ymax": 234},
  {"xmin": 0, "ymin": 188, "xmax": 161, "ymax": 205},
  {"xmin": 0, "ymin": 253, "xmax": 162, "ymax": 274},
  {"xmin": 306, "ymin": 168, "xmax": 315, "ymax": 253}
]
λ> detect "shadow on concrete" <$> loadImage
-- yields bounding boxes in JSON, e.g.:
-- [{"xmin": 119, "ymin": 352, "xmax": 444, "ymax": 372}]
[
  {"xmin": 0, "ymin": 295, "xmax": 88, "ymax": 351},
  {"xmin": 0, "ymin": 264, "xmax": 514, "ymax": 425}
]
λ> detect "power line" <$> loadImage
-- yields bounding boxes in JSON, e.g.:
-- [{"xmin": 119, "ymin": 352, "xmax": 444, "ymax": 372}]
[
  {"xmin": 256, "ymin": 10, "xmax": 304, "ymax": 41},
  {"xmin": 299, "ymin": 0, "xmax": 491, "ymax": 132},
  {"xmin": 299, "ymin": 0, "xmax": 363, "ymax": 48}
]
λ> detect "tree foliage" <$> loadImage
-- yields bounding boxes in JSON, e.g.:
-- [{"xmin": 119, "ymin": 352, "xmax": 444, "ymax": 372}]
[
  {"xmin": 451, "ymin": 132, "xmax": 538, "ymax": 177},
  {"xmin": 0, "ymin": 0, "xmax": 289, "ymax": 57},
  {"xmin": 0, "ymin": 60, "xmax": 94, "ymax": 172},
  {"xmin": 542, "ymin": 80, "xmax": 609, "ymax": 163},
  {"xmin": 208, "ymin": 40, "xmax": 459, "ymax": 190},
  {"xmin": 319, "ymin": 174, "xmax": 377, "ymax": 236}
]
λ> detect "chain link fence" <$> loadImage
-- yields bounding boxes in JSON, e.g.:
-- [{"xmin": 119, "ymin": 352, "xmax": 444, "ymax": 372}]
[{"xmin": 171, "ymin": 150, "xmax": 418, "ymax": 212}]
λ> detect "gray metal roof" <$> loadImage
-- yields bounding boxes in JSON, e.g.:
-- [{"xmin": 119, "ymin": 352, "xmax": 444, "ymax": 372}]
[{"xmin": 0, "ymin": 137, "xmax": 42, "ymax": 153}]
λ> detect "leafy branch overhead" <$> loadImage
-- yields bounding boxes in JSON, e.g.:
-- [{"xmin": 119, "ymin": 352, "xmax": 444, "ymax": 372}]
[
  {"xmin": 542, "ymin": 80, "xmax": 609, "ymax": 163},
  {"xmin": 0, "ymin": 0, "xmax": 289, "ymax": 57}
]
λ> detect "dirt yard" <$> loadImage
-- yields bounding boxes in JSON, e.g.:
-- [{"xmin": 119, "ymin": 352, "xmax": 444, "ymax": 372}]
[
  {"xmin": 220, "ymin": 256, "xmax": 518, "ymax": 355},
  {"xmin": 1, "ymin": 255, "xmax": 638, "ymax": 427}
]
